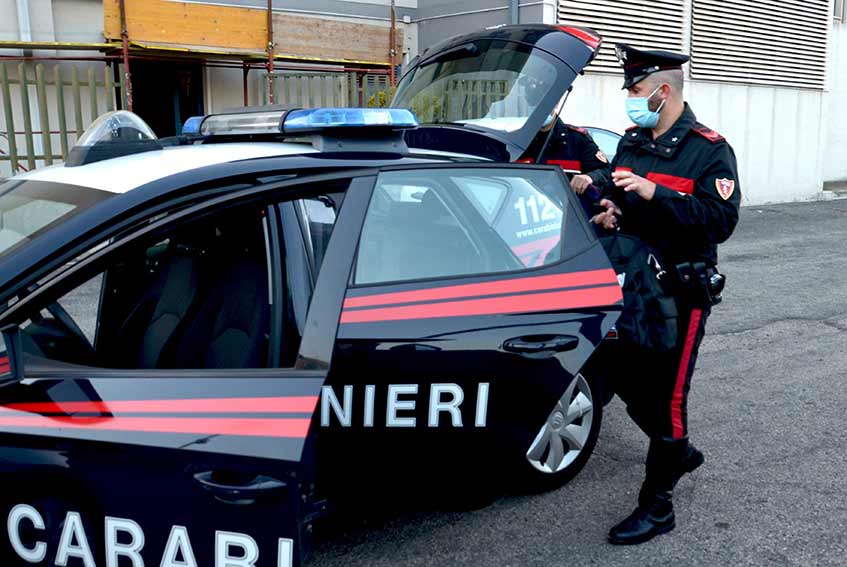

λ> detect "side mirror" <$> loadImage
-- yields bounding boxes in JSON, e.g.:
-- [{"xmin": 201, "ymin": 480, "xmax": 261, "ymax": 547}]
[{"xmin": 1, "ymin": 324, "xmax": 23, "ymax": 382}]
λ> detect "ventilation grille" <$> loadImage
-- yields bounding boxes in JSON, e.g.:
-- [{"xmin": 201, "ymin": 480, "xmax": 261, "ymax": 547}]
[
  {"xmin": 690, "ymin": 0, "xmax": 829, "ymax": 89},
  {"xmin": 557, "ymin": 0, "xmax": 686, "ymax": 73}
]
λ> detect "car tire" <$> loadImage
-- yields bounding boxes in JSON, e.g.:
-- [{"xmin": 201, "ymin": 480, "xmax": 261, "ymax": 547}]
[{"xmin": 517, "ymin": 372, "xmax": 603, "ymax": 493}]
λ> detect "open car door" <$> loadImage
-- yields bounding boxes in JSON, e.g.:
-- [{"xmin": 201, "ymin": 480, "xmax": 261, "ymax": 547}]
[{"xmin": 319, "ymin": 163, "xmax": 621, "ymax": 495}]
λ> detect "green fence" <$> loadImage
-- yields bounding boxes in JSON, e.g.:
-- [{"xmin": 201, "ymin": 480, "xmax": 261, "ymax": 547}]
[
  {"xmin": 0, "ymin": 61, "xmax": 124, "ymax": 175},
  {"xmin": 263, "ymin": 72, "xmax": 392, "ymax": 109},
  {"xmin": 0, "ymin": 67, "xmax": 388, "ymax": 177}
]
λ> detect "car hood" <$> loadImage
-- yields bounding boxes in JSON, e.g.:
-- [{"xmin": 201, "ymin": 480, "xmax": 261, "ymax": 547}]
[{"xmin": 392, "ymin": 24, "xmax": 602, "ymax": 161}]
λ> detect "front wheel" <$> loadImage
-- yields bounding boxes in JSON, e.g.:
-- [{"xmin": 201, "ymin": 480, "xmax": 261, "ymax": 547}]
[{"xmin": 519, "ymin": 372, "xmax": 603, "ymax": 493}]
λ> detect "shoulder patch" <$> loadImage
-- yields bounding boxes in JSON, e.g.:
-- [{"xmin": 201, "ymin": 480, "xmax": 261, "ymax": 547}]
[
  {"xmin": 567, "ymin": 124, "xmax": 589, "ymax": 135},
  {"xmin": 692, "ymin": 125, "xmax": 725, "ymax": 143}
]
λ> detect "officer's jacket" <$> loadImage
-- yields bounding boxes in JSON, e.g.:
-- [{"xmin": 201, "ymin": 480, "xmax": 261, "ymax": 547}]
[
  {"xmin": 527, "ymin": 121, "xmax": 611, "ymax": 186},
  {"xmin": 606, "ymin": 103, "xmax": 741, "ymax": 266}
]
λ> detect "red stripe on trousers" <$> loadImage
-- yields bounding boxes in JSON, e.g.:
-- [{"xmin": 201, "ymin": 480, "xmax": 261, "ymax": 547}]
[
  {"xmin": 3, "ymin": 396, "xmax": 319, "ymax": 415},
  {"xmin": 671, "ymin": 309, "xmax": 702, "ymax": 439},
  {"xmin": 341, "ymin": 285, "xmax": 623, "ymax": 323},
  {"xmin": 0, "ymin": 415, "xmax": 312, "ymax": 438},
  {"xmin": 344, "ymin": 269, "xmax": 619, "ymax": 308}
]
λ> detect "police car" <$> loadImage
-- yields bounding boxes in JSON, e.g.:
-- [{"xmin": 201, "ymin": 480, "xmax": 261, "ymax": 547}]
[{"xmin": 0, "ymin": 25, "xmax": 620, "ymax": 567}]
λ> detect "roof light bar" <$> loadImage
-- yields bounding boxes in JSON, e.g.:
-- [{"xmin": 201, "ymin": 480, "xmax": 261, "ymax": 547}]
[
  {"xmin": 282, "ymin": 108, "xmax": 418, "ymax": 133},
  {"xmin": 200, "ymin": 110, "xmax": 286, "ymax": 136},
  {"xmin": 182, "ymin": 107, "xmax": 419, "ymax": 138}
]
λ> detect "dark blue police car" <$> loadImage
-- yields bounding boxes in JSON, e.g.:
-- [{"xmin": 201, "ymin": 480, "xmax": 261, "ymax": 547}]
[{"xmin": 0, "ymin": 25, "xmax": 620, "ymax": 566}]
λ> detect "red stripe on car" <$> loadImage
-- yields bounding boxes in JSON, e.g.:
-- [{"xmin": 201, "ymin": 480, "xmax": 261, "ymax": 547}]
[
  {"xmin": 4, "ymin": 396, "xmax": 319, "ymax": 415},
  {"xmin": 344, "ymin": 269, "xmax": 619, "ymax": 309},
  {"xmin": 557, "ymin": 26, "xmax": 601, "ymax": 50},
  {"xmin": 341, "ymin": 285, "xmax": 622, "ymax": 324},
  {"xmin": 647, "ymin": 172, "xmax": 695, "ymax": 195},
  {"xmin": 547, "ymin": 159, "xmax": 581, "ymax": 172},
  {"xmin": 0, "ymin": 415, "xmax": 312, "ymax": 438}
]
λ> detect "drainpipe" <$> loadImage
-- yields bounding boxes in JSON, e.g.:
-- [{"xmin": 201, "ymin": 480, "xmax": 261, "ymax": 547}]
[
  {"xmin": 243, "ymin": 62, "xmax": 250, "ymax": 106},
  {"xmin": 267, "ymin": 0, "xmax": 275, "ymax": 105},
  {"xmin": 389, "ymin": 0, "xmax": 396, "ymax": 86},
  {"xmin": 118, "ymin": 0, "xmax": 134, "ymax": 111},
  {"xmin": 509, "ymin": 0, "xmax": 519, "ymax": 24},
  {"xmin": 16, "ymin": 0, "xmax": 32, "ymax": 43}
]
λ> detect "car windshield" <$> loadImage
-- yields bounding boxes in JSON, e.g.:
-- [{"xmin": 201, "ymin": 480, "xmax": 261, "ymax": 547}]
[
  {"xmin": 392, "ymin": 40, "xmax": 562, "ymax": 134},
  {"xmin": 0, "ymin": 179, "xmax": 112, "ymax": 260}
]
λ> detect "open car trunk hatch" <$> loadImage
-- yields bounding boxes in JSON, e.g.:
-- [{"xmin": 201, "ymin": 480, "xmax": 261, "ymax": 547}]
[{"xmin": 392, "ymin": 24, "xmax": 602, "ymax": 162}]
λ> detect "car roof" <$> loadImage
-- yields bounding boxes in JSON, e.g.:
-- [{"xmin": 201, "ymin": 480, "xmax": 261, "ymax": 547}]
[
  {"xmin": 16, "ymin": 141, "xmax": 487, "ymax": 194},
  {"xmin": 18, "ymin": 142, "xmax": 319, "ymax": 193}
]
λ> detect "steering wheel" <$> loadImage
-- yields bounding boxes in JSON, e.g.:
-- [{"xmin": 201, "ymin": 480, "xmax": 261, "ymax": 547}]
[{"xmin": 46, "ymin": 301, "xmax": 94, "ymax": 354}]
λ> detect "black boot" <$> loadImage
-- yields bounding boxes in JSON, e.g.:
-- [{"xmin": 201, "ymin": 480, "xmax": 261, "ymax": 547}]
[
  {"xmin": 608, "ymin": 437, "xmax": 688, "ymax": 545},
  {"xmin": 637, "ymin": 442, "xmax": 704, "ymax": 506},
  {"xmin": 673, "ymin": 443, "xmax": 704, "ymax": 487}
]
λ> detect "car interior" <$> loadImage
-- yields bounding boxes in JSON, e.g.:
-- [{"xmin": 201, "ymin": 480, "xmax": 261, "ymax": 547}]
[
  {"xmin": 356, "ymin": 179, "xmax": 524, "ymax": 285},
  {"xmin": 21, "ymin": 206, "xmax": 273, "ymax": 370}
]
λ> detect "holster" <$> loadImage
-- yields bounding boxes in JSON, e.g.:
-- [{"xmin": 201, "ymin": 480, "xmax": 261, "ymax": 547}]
[{"xmin": 672, "ymin": 262, "xmax": 726, "ymax": 307}]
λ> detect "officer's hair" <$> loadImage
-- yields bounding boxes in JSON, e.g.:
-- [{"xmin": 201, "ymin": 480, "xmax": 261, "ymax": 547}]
[{"xmin": 646, "ymin": 69, "xmax": 684, "ymax": 97}]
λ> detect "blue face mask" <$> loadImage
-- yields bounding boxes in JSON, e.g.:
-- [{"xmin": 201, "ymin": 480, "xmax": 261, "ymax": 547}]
[{"xmin": 626, "ymin": 86, "xmax": 665, "ymax": 128}]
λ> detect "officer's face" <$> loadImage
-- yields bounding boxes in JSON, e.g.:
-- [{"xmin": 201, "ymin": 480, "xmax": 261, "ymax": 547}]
[{"xmin": 628, "ymin": 81, "xmax": 668, "ymax": 112}]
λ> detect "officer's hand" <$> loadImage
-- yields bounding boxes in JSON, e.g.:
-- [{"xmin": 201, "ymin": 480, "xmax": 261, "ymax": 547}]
[
  {"xmin": 570, "ymin": 174, "xmax": 593, "ymax": 194},
  {"xmin": 612, "ymin": 171, "xmax": 656, "ymax": 201},
  {"xmin": 592, "ymin": 199, "xmax": 621, "ymax": 231}
]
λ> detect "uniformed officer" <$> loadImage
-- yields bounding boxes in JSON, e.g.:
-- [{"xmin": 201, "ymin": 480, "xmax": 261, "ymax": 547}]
[
  {"xmin": 524, "ymin": 111, "xmax": 611, "ymax": 216},
  {"xmin": 593, "ymin": 43, "xmax": 741, "ymax": 545}
]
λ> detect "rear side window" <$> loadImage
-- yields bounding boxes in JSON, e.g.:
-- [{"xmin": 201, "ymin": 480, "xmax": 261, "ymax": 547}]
[{"xmin": 355, "ymin": 168, "xmax": 568, "ymax": 285}]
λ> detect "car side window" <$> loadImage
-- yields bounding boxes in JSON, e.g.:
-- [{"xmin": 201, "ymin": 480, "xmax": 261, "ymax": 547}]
[
  {"xmin": 298, "ymin": 195, "xmax": 338, "ymax": 276},
  {"xmin": 19, "ymin": 204, "xmax": 275, "ymax": 370},
  {"xmin": 354, "ymin": 168, "xmax": 568, "ymax": 285}
]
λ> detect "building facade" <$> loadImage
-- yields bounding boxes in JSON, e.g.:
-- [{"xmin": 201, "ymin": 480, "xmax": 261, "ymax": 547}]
[{"xmin": 2, "ymin": 0, "xmax": 846, "ymax": 206}]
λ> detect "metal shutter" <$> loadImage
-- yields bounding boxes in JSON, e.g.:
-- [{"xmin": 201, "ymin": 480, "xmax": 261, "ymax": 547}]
[
  {"xmin": 557, "ymin": 0, "xmax": 686, "ymax": 73},
  {"xmin": 690, "ymin": 0, "xmax": 830, "ymax": 89}
]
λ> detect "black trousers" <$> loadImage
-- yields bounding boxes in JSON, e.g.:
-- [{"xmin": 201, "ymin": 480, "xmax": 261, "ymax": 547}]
[{"xmin": 610, "ymin": 303, "xmax": 711, "ymax": 439}]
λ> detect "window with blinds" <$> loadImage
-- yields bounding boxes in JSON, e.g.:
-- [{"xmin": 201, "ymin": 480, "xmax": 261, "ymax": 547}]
[
  {"xmin": 557, "ymin": 0, "xmax": 686, "ymax": 73},
  {"xmin": 690, "ymin": 0, "xmax": 830, "ymax": 89}
]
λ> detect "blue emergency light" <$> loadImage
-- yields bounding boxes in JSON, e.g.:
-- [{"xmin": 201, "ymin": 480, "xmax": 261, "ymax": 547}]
[
  {"xmin": 282, "ymin": 108, "xmax": 418, "ymax": 132},
  {"xmin": 181, "ymin": 107, "xmax": 418, "ymax": 138},
  {"xmin": 181, "ymin": 116, "xmax": 204, "ymax": 136}
]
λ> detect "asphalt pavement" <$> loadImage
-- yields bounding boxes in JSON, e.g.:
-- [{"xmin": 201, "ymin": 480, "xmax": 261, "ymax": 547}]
[{"xmin": 308, "ymin": 199, "xmax": 847, "ymax": 567}]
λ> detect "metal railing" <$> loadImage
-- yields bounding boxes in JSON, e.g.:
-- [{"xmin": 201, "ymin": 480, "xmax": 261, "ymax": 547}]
[
  {"xmin": 262, "ymin": 72, "xmax": 392, "ymax": 108},
  {"xmin": 0, "ymin": 61, "xmax": 125, "ymax": 175}
]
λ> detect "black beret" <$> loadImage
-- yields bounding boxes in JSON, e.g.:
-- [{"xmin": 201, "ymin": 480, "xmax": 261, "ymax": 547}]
[{"xmin": 615, "ymin": 43, "xmax": 690, "ymax": 89}]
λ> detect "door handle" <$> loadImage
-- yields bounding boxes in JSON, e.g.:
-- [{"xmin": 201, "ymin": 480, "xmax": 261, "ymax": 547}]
[
  {"xmin": 193, "ymin": 471, "xmax": 287, "ymax": 505},
  {"xmin": 502, "ymin": 334, "xmax": 579, "ymax": 355}
]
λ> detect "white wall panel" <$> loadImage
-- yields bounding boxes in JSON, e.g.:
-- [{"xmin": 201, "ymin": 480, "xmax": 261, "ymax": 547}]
[
  {"xmin": 823, "ymin": 24, "xmax": 847, "ymax": 183},
  {"xmin": 564, "ymin": 74, "xmax": 825, "ymax": 205}
]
